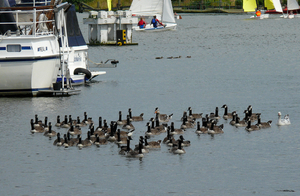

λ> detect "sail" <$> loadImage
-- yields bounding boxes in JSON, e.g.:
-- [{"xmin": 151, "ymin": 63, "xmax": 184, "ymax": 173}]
[
  {"xmin": 107, "ymin": 0, "xmax": 112, "ymax": 11},
  {"xmin": 162, "ymin": 0, "xmax": 175, "ymax": 23},
  {"xmin": 243, "ymin": 0, "xmax": 257, "ymax": 12},
  {"xmin": 129, "ymin": 0, "xmax": 163, "ymax": 16},
  {"xmin": 265, "ymin": 0, "xmax": 275, "ymax": 10},
  {"xmin": 287, "ymin": 0, "xmax": 300, "ymax": 10},
  {"xmin": 272, "ymin": 0, "xmax": 283, "ymax": 12}
]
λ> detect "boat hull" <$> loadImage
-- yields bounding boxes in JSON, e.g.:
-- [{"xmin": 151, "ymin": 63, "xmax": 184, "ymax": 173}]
[
  {"xmin": 133, "ymin": 23, "xmax": 177, "ymax": 31},
  {"xmin": 0, "ymin": 57, "xmax": 60, "ymax": 96}
]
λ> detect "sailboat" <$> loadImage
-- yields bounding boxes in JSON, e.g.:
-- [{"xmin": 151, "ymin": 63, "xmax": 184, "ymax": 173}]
[
  {"xmin": 129, "ymin": 0, "xmax": 177, "ymax": 31},
  {"xmin": 284, "ymin": 0, "xmax": 300, "ymax": 18},
  {"xmin": 244, "ymin": 0, "xmax": 283, "ymax": 19}
]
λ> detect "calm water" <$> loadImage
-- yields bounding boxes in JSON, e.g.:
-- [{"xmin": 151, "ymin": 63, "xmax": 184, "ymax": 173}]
[{"xmin": 1, "ymin": 13, "xmax": 300, "ymax": 195}]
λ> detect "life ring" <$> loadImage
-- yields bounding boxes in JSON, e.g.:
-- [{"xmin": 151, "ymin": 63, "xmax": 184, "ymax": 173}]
[{"xmin": 73, "ymin": 68, "xmax": 92, "ymax": 80}]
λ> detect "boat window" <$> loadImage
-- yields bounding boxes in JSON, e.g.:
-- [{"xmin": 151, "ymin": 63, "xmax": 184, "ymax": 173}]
[{"xmin": 7, "ymin": 45, "xmax": 21, "ymax": 52}]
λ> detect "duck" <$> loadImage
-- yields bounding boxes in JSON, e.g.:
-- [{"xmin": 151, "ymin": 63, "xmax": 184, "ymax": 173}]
[
  {"xmin": 43, "ymin": 122, "xmax": 57, "ymax": 138},
  {"xmin": 221, "ymin": 104, "xmax": 233, "ymax": 120},
  {"xmin": 122, "ymin": 115, "xmax": 135, "ymax": 130},
  {"xmin": 169, "ymin": 139, "xmax": 186, "ymax": 154},
  {"xmin": 277, "ymin": 112, "xmax": 291, "ymax": 126},
  {"xmin": 179, "ymin": 135, "xmax": 190, "ymax": 147},
  {"xmin": 155, "ymin": 56, "xmax": 163, "ymax": 59},
  {"xmin": 186, "ymin": 56, "xmax": 191, "ymax": 58},
  {"xmin": 30, "ymin": 119, "xmax": 45, "ymax": 133},
  {"xmin": 195, "ymin": 119, "xmax": 208, "ymax": 134},
  {"xmin": 116, "ymin": 111, "xmax": 126, "ymax": 125},
  {"xmin": 53, "ymin": 132, "xmax": 63, "ymax": 146},
  {"xmin": 187, "ymin": 107, "xmax": 202, "ymax": 119},
  {"xmin": 256, "ymin": 114, "xmax": 272, "ymax": 128},
  {"xmin": 128, "ymin": 108, "xmax": 144, "ymax": 121},
  {"xmin": 144, "ymin": 136, "xmax": 161, "ymax": 148},
  {"xmin": 245, "ymin": 119, "xmax": 260, "ymax": 132},
  {"xmin": 170, "ymin": 122, "xmax": 185, "ymax": 135}
]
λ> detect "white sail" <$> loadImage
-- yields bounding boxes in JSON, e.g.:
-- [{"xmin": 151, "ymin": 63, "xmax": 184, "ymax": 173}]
[
  {"xmin": 129, "ymin": 0, "xmax": 163, "ymax": 16},
  {"xmin": 162, "ymin": 0, "xmax": 176, "ymax": 23},
  {"xmin": 272, "ymin": 0, "xmax": 283, "ymax": 12},
  {"xmin": 287, "ymin": 0, "xmax": 300, "ymax": 10}
]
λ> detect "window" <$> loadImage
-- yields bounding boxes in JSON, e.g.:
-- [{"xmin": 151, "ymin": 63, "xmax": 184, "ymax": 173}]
[{"xmin": 7, "ymin": 45, "xmax": 21, "ymax": 52}]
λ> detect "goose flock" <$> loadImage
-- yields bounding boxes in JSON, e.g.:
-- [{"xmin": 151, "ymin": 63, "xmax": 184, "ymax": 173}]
[{"xmin": 30, "ymin": 105, "xmax": 290, "ymax": 159}]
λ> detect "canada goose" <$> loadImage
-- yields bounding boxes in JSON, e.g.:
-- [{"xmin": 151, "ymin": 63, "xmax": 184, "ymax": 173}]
[
  {"xmin": 53, "ymin": 132, "xmax": 63, "ymax": 146},
  {"xmin": 180, "ymin": 111, "xmax": 193, "ymax": 122},
  {"xmin": 93, "ymin": 123, "xmax": 106, "ymax": 139},
  {"xmin": 245, "ymin": 119, "xmax": 260, "ymax": 132},
  {"xmin": 277, "ymin": 112, "xmax": 290, "ymax": 126},
  {"xmin": 247, "ymin": 105, "xmax": 259, "ymax": 121},
  {"xmin": 77, "ymin": 136, "xmax": 84, "ymax": 148},
  {"xmin": 68, "ymin": 133, "xmax": 81, "ymax": 147},
  {"xmin": 234, "ymin": 115, "xmax": 248, "ymax": 127},
  {"xmin": 163, "ymin": 126, "xmax": 175, "ymax": 144},
  {"xmin": 63, "ymin": 134, "xmax": 69, "ymax": 147},
  {"xmin": 75, "ymin": 116, "xmax": 86, "ymax": 127},
  {"xmin": 144, "ymin": 137, "xmax": 161, "ymax": 148},
  {"xmin": 186, "ymin": 56, "xmax": 191, "ymax": 58},
  {"xmin": 122, "ymin": 115, "xmax": 135, "ymax": 130},
  {"xmin": 128, "ymin": 108, "xmax": 144, "ymax": 121},
  {"xmin": 134, "ymin": 136, "xmax": 149, "ymax": 153},
  {"xmin": 30, "ymin": 119, "xmax": 44, "ymax": 133},
  {"xmin": 119, "ymin": 137, "xmax": 133, "ymax": 155},
  {"xmin": 208, "ymin": 121, "xmax": 224, "ymax": 134},
  {"xmin": 115, "ymin": 128, "xmax": 135, "ymax": 139},
  {"xmin": 179, "ymin": 135, "xmax": 191, "ymax": 147},
  {"xmin": 155, "ymin": 56, "xmax": 163, "ymax": 59},
  {"xmin": 210, "ymin": 107, "xmax": 220, "ymax": 120},
  {"xmin": 221, "ymin": 104, "xmax": 233, "ymax": 120},
  {"xmin": 106, "ymin": 121, "xmax": 118, "ymax": 142},
  {"xmin": 127, "ymin": 142, "xmax": 144, "ymax": 158},
  {"xmin": 256, "ymin": 114, "xmax": 272, "ymax": 128},
  {"xmin": 154, "ymin": 107, "xmax": 173, "ymax": 122},
  {"xmin": 44, "ymin": 122, "xmax": 57, "ymax": 138},
  {"xmin": 195, "ymin": 119, "xmax": 208, "ymax": 134},
  {"xmin": 229, "ymin": 112, "xmax": 237, "ymax": 125},
  {"xmin": 82, "ymin": 112, "xmax": 93, "ymax": 125},
  {"xmin": 180, "ymin": 116, "xmax": 195, "ymax": 129},
  {"xmin": 55, "ymin": 115, "xmax": 61, "ymax": 127},
  {"xmin": 95, "ymin": 117, "xmax": 103, "ymax": 131},
  {"xmin": 115, "ymin": 129, "xmax": 128, "ymax": 144},
  {"xmin": 169, "ymin": 139, "xmax": 185, "ymax": 154},
  {"xmin": 68, "ymin": 124, "xmax": 82, "ymax": 136},
  {"xmin": 188, "ymin": 107, "xmax": 202, "ymax": 119},
  {"xmin": 82, "ymin": 131, "xmax": 93, "ymax": 147},
  {"xmin": 170, "ymin": 122, "xmax": 185, "ymax": 135},
  {"xmin": 145, "ymin": 123, "xmax": 161, "ymax": 136},
  {"xmin": 153, "ymin": 117, "xmax": 167, "ymax": 133},
  {"xmin": 117, "ymin": 111, "xmax": 126, "ymax": 125},
  {"xmin": 60, "ymin": 115, "xmax": 70, "ymax": 128}
]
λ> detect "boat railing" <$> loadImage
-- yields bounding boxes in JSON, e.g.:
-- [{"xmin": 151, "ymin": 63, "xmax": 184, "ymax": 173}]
[{"xmin": 0, "ymin": 6, "xmax": 55, "ymax": 36}]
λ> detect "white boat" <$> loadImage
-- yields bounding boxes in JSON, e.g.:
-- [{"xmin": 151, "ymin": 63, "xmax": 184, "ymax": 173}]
[
  {"xmin": 284, "ymin": 0, "xmax": 300, "ymax": 18},
  {"xmin": 129, "ymin": 0, "xmax": 177, "ymax": 31},
  {"xmin": 55, "ymin": 4, "xmax": 106, "ymax": 85},
  {"xmin": 0, "ymin": 0, "xmax": 60, "ymax": 96}
]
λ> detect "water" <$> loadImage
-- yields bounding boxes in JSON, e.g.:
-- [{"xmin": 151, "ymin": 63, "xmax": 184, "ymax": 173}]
[{"xmin": 1, "ymin": 13, "xmax": 300, "ymax": 195}]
